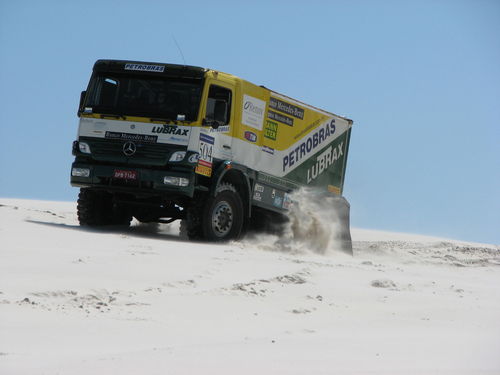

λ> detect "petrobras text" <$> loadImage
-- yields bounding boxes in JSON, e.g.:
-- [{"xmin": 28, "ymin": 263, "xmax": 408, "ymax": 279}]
[
  {"xmin": 125, "ymin": 64, "xmax": 165, "ymax": 72},
  {"xmin": 282, "ymin": 119, "xmax": 336, "ymax": 172}
]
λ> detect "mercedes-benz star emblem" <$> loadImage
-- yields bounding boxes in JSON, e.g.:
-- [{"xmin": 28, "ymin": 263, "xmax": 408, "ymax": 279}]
[{"xmin": 123, "ymin": 141, "xmax": 137, "ymax": 156}]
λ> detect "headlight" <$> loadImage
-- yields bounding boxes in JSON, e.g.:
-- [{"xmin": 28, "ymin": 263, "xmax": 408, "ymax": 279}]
[
  {"xmin": 163, "ymin": 176, "xmax": 189, "ymax": 187},
  {"xmin": 78, "ymin": 142, "xmax": 91, "ymax": 154},
  {"xmin": 169, "ymin": 151, "xmax": 186, "ymax": 162},
  {"xmin": 72, "ymin": 168, "xmax": 90, "ymax": 177}
]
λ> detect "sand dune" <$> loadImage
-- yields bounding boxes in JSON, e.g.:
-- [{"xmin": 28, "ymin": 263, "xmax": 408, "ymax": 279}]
[{"xmin": 1, "ymin": 199, "xmax": 499, "ymax": 374}]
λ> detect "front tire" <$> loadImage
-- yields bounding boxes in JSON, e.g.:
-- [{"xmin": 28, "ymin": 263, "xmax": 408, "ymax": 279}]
[
  {"xmin": 201, "ymin": 183, "xmax": 244, "ymax": 241},
  {"xmin": 77, "ymin": 189, "xmax": 131, "ymax": 227}
]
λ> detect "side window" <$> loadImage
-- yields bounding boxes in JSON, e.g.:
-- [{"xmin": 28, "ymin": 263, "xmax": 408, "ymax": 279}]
[{"xmin": 206, "ymin": 85, "xmax": 232, "ymax": 125}]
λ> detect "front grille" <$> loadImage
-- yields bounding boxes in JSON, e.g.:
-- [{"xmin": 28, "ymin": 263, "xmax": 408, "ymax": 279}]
[{"xmin": 82, "ymin": 137, "xmax": 182, "ymax": 166}]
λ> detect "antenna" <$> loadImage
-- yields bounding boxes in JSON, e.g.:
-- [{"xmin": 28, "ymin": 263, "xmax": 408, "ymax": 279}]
[{"xmin": 172, "ymin": 35, "xmax": 186, "ymax": 65}]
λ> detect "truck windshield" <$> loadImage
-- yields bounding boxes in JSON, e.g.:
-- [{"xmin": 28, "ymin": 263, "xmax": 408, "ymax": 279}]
[{"xmin": 84, "ymin": 73, "xmax": 203, "ymax": 121}]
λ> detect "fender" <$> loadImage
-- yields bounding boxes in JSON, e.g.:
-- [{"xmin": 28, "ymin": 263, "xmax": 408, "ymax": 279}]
[{"xmin": 210, "ymin": 161, "xmax": 253, "ymax": 217}]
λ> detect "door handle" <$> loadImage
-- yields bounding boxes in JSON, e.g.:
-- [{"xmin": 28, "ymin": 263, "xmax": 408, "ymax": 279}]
[{"xmin": 223, "ymin": 145, "xmax": 231, "ymax": 150}]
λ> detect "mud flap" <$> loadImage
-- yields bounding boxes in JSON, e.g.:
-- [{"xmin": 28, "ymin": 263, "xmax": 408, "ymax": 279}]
[{"xmin": 331, "ymin": 196, "xmax": 353, "ymax": 255}]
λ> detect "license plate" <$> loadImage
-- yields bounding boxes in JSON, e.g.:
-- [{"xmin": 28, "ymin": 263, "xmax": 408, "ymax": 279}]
[{"xmin": 113, "ymin": 169, "xmax": 137, "ymax": 180}]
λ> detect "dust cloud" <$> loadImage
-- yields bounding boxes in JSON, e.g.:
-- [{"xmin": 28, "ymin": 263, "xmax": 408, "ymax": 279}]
[{"xmin": 244, "ymin": 188, "xmax": 349, "ymax": 255}]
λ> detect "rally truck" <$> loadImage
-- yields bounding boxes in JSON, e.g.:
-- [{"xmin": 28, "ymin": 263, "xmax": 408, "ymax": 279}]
[{"xmin": 70, "ymin": 60, "xmax": 353, "ymax": 247}]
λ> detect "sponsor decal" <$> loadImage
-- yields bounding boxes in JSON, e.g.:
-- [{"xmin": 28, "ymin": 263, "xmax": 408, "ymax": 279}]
[
  {"xmin": 188, "ymin": 153, "xmax": 200, "ymax": 163},
  {"xmin": 253, "ymin": 183, "xmax": 264, "ymax": 201},
  {"xmin": 242, "ymin": 95, "xmax": 266, "ymax": 130},
  {"xmin": 254, "ymin": 184, "xmax": 264, "ymax": 193},
  {"xmin": 195, "ymin": 164, "xmax": 212, "ymax": 177},
  {"xmin": 269, "ymin": 97, "xmax": 304, "ymax": 119},
  {"xmin": 264, "ymin": 120, "xmax": 278, "ymax": 140},
  {"xmin": 306, "ymin": 142, "xmax": 344, "ymax": 183},
  {"xmin": 244, "ymin": 131, "xmax": 257, "ymax": 143},
  {"xmin": 273, "ymin": 195, "xmax": 283, "ymax": 207},
  {"xmin": 125, "ymin": 63, "xmax": 165, "ymax": 72},
  {"xmin": 283, "ymin": 119, "xmax": 336, "ymax": 172},
  {"xmin": 195, "ymin": 133, "xmax": 214, "ymax": 177},
  {"xmin": 105, "ymin": 131, "xmax": 157, "ymax": 143},
  {"xmin": 151, "ymin": 125, "xmax": 189, "ymax": 136},
  {"xmin": 294, "ymin": 117, "xmax": 323, "ymax": 140},
  {"xmin": 268, "ymin": 110, "xmax": 293, "ymax": 126},
  {"xmin": 282, "ymin": 193, "xmax": 292, "ymax": 210},
  {"xmin": 209, "ymin": 125, "xmax": 230, "ymax": 133},
  {"xmin": 261, "ymin": 145, "xmax": 274, "ymax": 155}
]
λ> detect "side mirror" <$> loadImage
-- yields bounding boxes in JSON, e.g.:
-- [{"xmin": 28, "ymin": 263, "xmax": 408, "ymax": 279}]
[
  {"xmin": 77, "ymin": 91, "xmax": 86, "ymax": 117},
  {"xmin": 202, "ymin": 99, "xmax": 227, "ymax": 129},
  {"xmin": 202, "ymin": 117, "xmax": 220, "ymax": 129}
]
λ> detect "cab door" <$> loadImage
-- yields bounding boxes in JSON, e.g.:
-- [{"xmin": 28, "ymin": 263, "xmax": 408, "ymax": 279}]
[{"xmin": 195, "ymin": 81, "xmax": 235, "ymax": 177}]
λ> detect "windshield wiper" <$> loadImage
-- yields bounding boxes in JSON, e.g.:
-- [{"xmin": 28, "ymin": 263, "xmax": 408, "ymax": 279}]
[
  {"xmin": 100, "ymin": 113, "xmax": 126, "ymax": 120},
  {"xmin": 150, "ymin": 117, "xmax": 175, "ymax": 124},
  {"xmin": 150, "ymin": 117, "xmax": 193, "ymax": 125}
]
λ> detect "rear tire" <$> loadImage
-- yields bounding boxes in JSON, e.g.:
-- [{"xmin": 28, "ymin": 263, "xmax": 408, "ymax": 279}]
[{"xmin": 201, "ymin": 183, "xmax": 244, "ymax": 241}]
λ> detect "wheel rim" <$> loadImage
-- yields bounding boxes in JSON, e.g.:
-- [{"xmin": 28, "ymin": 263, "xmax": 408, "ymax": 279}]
[{"xmin": 211, "ymin": 200, "xmax": 233, "ymax": 237}]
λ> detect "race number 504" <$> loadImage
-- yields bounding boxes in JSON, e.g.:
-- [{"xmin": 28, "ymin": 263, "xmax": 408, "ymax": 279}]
[{"xmin": 198, "ymin": 133, "xmax": 214, "ymax": 168}]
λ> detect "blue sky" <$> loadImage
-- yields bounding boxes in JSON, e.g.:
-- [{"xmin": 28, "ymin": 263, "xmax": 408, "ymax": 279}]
[{"xmin": 0, "ymin": 0, "xmax": 499, "ymax": 243}]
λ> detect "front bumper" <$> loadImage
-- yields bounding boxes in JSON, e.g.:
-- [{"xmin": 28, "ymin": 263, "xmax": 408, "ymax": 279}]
[{"xmin": 70, "ymin": 162, "xmax": 195, "ymax": 197}]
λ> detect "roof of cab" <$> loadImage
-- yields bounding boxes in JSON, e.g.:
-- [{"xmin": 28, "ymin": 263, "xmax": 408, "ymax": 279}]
[{"xmin": 93, "ymin": 59, "xmax": 207, "ymax": 78}]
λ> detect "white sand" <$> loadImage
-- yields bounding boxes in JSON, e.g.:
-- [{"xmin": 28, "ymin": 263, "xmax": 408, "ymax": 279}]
[{"xmin": 1, "ymin": 198, "xmax": 499, "ymax": 374}]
